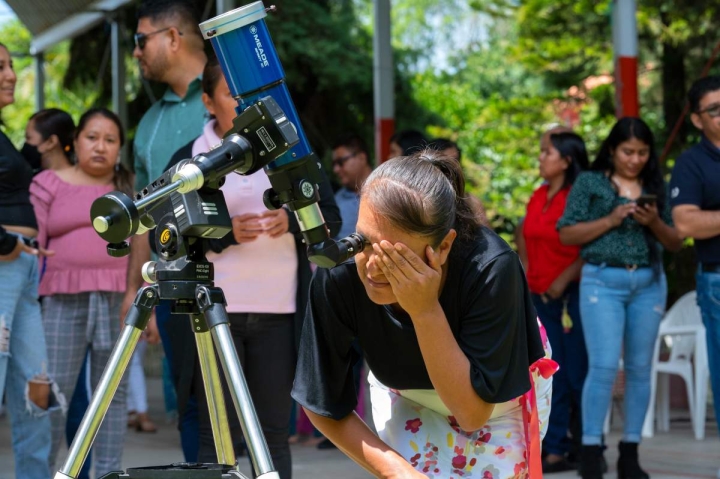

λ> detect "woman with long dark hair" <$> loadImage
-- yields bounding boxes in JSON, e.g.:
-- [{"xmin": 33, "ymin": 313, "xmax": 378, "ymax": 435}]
[
  {"xmin": 31, "ymin": 107, "xmax": 133, "ymax": 476},
  {"xmin": 558, "ymin": 117, "xmax": 682, "ymax": 479},
  {"xmin": 519, "ymin": 129, "xmax": 589, "ymax": 473},
  {"xmin": 0, "ymin": 40, "xmax": 59, "ymax": 479}
]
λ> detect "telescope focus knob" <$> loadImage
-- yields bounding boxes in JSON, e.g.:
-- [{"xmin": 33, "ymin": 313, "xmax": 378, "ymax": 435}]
[
  {"xmin": 263, "ymin": 188, "xmax": 283, "ymax": 210},
  {"xmin": 107, "ymin": 241, "xmax": 130, "ymax": 258}
]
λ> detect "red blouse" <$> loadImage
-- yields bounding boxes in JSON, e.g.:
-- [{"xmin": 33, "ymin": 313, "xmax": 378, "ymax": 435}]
[{"xmin": 522, "ymin": 184, "xmax": 581, "ymax": 294}]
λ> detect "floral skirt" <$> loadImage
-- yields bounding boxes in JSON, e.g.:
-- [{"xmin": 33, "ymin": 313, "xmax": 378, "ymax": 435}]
[{"xmin": 369, "ymin": 322, "xmax": 555, "ymax": 479}]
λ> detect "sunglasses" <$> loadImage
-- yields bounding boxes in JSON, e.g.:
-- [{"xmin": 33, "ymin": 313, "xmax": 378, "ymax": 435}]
[
  {"xmin": 698, "ymin": 103, "xmax": 720, "ymax": 118},
  {"xmin": 331, "ymin": 152, "xmax": 357, "ymax": 168},
  {"xmin": 134, "ymin": 27, "xmax": 182, "ymax": 50}
]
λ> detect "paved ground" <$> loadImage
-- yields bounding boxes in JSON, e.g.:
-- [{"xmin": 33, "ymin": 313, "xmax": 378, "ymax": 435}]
[{"xmin": 0, "ymin": 377, "xmax": 718, "ymax": 478}]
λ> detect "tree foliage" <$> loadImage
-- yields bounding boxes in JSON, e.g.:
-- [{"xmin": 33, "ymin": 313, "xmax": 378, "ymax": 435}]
[
  {"xmin": 0, "ymin": 20, "xmax": 100, "ymax": 146},
  {"xmin": 4, "ymin": 0, "xmax": 720, "ymax": 263}
]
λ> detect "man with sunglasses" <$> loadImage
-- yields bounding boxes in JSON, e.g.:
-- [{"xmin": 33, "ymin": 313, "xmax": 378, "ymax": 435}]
[
  {"xmin": 122, "ymin": 0, "xmax": 208, "ymax": 462},
  {"xmin": 331, "ymin": 134, "xmax": 373, "ymax": 240},
  {"xmin": 670, "ymin": 75, "xmax": 720, "ymax": 475}
]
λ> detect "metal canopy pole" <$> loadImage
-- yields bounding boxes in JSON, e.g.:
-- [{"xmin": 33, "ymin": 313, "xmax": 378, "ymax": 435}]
[
  {"xmin": 373, "ymin": 0, "xmax": 394, "ymax": 164},
  {"xmin": 111, "ymin": 12, "xmax": 128, "ymax": 162},
  {"xmin": 34, "ymin": 53, "xmax": 45, "ymax": 111},
  {"xmin": 216, "ymin": 0, "xmax": 236, "ymax": 15}
]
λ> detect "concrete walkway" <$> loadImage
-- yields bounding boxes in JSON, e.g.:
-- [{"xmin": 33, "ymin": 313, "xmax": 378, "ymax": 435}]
[{"xmin": 0, "ymin": 377, "xmax": 717, "ymax": 478}]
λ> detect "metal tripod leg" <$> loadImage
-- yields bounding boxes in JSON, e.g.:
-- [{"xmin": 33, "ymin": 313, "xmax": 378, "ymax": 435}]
[
  {"xmin": 192, "ymin": 313, "xmax": 235, "ymax": 465},
  {"xmin": 54, "ymin": 286, "xmax": 158, "ymax": 479},
  {"xmin": 196, "ymin": 286, "xmax": 279, "ymax": 479}
]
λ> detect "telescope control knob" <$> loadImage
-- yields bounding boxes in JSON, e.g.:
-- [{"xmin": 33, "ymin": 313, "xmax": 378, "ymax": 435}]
[
  {"xmin": 93, "ymin": 216, "xmax": 111, "ymax": 233},
  {"xmin": 107, "ymin": 241, "xmax": 130, "ymax": 258},
  {"xmin": 142, "ymin": 261, "xmax": 158, "ymax": 284}
]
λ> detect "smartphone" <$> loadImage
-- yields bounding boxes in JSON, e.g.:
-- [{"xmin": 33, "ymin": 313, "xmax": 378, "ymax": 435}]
[{"xmin": 636, "ymin": 194, "xmax": 657, "ymax": 207}]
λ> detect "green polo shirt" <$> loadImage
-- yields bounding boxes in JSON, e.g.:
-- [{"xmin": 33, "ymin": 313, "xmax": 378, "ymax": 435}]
[{"xmin": 133, "ymin": 77, "xmax": 207, "ymax": 192}]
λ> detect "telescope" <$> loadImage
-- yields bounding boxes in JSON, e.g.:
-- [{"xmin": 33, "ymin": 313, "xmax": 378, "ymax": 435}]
[
  {"xmin": 89, "ymin": 0, "xmax": 363, "ymax": 268},
  {"xmin": 54, "ymin": 3, "xmax": 365, "ymax": 479}
]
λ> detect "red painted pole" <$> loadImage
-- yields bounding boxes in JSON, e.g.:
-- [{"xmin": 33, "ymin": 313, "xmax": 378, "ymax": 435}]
[{"xmin": 612, "ymin": 0, "xmax": 639, "ymax": 118}]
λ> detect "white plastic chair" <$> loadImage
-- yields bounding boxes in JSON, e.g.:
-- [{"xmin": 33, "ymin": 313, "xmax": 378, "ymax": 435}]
[{"xmin": 642, "ymin": 291, "xmax": 709, "ymax": 440}]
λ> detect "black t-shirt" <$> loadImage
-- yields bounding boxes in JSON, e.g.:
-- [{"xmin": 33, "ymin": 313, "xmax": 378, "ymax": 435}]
[
  {"xmin": 669, "ymin": 136, "xmax": 720, "ymax": 263},
  {"xmin": 0, "ymin": 130, "xmax": 37, "ymax": 254},
  {"xmin": 291, "ymin": 227, "xmax": 545, "ymax": 420}
]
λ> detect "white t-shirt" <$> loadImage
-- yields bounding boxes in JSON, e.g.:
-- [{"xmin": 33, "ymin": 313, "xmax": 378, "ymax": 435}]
[{"xmin": 194, "ymin": 121, "xmax": 298, "ymax": 313}]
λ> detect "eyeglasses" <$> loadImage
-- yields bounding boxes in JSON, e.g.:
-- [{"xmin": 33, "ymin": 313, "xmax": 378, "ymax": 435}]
[
  {"xmin": 331, "ymin": 152, "xmax": 357, "ymax": 168},
  {"xmin": 697, "ymin": 103, "xmax": 720, "ymax": 118},
  {"xmin": 134, "ymin": 27, "xmax": 182, "ymax": 50}
]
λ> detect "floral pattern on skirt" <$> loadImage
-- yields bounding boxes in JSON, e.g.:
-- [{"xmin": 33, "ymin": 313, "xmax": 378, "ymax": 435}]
[{"xmin": 370, "ymin": 320, "xmax": 555, "ymax": 479}]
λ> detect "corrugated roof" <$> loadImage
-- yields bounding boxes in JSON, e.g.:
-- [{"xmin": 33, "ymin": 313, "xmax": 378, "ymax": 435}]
[
  {"xmin": 3, "ymin": 0, "xmax": 132, "ymax": 53},
  {"xmin": 5, "ymin": 0, "xmax": 98, "ymax": 36}
]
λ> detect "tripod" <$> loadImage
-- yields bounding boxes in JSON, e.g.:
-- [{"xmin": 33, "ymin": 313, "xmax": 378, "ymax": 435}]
[
  {"xmin": 59, "ymin": 96, "xmax": 362, "ymax": 478},
  {"xmin": 54, "ymin": 238, "xmax": 279, "ymax": 479}
]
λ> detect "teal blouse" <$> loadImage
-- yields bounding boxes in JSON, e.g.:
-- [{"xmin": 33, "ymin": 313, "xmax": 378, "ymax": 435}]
[{"xmin": 557, "ymin": 171, "xmax": 673, "ymax": 266}]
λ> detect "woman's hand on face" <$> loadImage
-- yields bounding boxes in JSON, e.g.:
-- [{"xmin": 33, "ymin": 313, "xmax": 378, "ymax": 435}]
[
  {"xmin": 607, "ymin": 203, "xmax": 636, "ymax": 228},
  {"xmin": 373, "ymin": 240, "xmax": 442, "ymax": 317},
  {"xmin": 259, "ymin": 208, "xmax": 290, "ymax": 238},
  {"xmin": 231, "ymin": 213, "xmax": 263, "ymax": 243},
  {"xmin": 631, "ymin": 202, "xmax": 660, "ymax": 226}
]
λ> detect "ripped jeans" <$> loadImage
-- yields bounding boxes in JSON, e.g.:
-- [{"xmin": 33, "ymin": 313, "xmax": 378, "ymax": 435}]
[
  {"xmin": 579, "ymin": 263, "xmax": 666, "ymax": 445},
  {"xmin": 0, "ymin": 250, "xmax": 59, "ymax": 478}
]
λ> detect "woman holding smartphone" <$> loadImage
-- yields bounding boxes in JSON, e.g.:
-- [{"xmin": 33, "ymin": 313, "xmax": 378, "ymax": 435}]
[{"xmin": 558, "ymin": 117, "xmax": 682, "ymax": 479}]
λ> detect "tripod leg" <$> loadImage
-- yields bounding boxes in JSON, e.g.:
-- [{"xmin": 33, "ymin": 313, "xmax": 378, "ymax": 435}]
[
  {"xmin": 193, "ymin": 314, "xmax": 235, "ymax": 465},
  {"xmin": 196, "ymin": 286, "xmax": 279, "ymax": 479},
  {"xmin": 55, "ymin": 286, "xmax": 158, "ymax": 479}
]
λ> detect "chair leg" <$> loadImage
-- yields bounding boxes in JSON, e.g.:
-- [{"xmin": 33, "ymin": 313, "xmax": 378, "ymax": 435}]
[
  {"xmin": 695, "ymin": 374, "xmax": 709, "ymax": 441},
  {"xmin": 681, "ymin": 370, "xmax": 696, "ymax": 439},
  {"xmin": 657, "ymin": 373, "xmax": 670, "ymax": 432}
]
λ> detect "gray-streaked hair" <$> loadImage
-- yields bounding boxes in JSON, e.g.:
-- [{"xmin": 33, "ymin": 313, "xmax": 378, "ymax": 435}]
[{"xmin": 360, "ymin": 150, "xmax": 480, "ymax": 245}]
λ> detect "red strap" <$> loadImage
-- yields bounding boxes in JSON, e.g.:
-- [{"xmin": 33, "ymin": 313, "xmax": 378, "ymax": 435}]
[{"xmin": 523, "ymin": 357, "xmax": 559, "ymax": 478}]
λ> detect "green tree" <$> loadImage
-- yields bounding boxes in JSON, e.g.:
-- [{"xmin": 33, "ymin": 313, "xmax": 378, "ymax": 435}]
[{"xmin": 472, "ymin": 0, "xmax": 720, "ymax": 154}]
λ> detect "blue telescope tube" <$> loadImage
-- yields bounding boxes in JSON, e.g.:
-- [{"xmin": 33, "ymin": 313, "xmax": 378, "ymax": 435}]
[{"xmin": 199, "ymin": 1, "xmax": 310, "ymax": 169}]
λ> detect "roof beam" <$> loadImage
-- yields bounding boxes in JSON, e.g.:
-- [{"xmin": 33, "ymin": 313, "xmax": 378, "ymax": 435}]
[{"xmin": 30, "ymin": 0, "xmax": 131, "ymax": 54}]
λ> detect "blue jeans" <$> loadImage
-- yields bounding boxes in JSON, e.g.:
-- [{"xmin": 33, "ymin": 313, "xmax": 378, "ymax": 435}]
[
  {"xmin": 0, "ymin": 251, "xmax": 56, "ymax": 478},
  {"xmin": 579, "ymin": 263, "xmax": 666, "ymax": 445},
  {"xmin": 532, "ymin": 282, "xmax": 587, "ymax": 456},
  {"xmin": 696, "ymin": 269, "xmax": 720, "ymax": 437}
]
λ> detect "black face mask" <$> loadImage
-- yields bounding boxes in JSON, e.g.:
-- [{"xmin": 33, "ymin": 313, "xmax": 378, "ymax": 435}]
[{"xmin": 20, "ymin": 142, "xmax": 42, "ymax": 173}]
